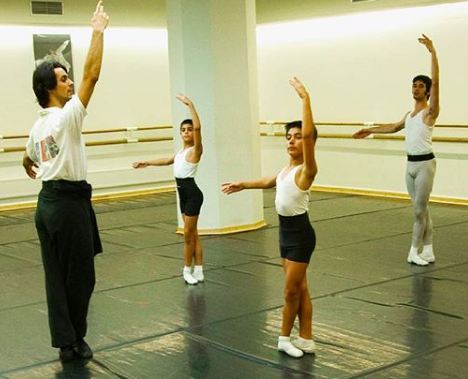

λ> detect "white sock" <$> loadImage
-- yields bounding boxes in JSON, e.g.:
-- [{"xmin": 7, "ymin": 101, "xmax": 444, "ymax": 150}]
[
  {"xmin": 193, "ymin": 265, "xmax": 204, "ymax": 282},
  {"xmin": 420, "ymin": 244, "xmax": 435, "ymax": 262},
  {"xmin": 292, "ymin": 336, "xmax": 316, "ymax": 354},
  {"xmin": 407, "ymin": 247, "xmax": 428, "ymax": 266},
  {"xmin": 278, "ymin": 336, "xmax": 303, "ymax": 358},
  {"xmin": 183, "ymin": 266, "xmax": 198, "ymax": 285}
]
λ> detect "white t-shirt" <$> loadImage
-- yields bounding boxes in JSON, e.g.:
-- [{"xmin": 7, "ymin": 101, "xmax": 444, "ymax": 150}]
[{"xmin": 26, "ymin": 95, "xmax": 87, "ymax": 181}]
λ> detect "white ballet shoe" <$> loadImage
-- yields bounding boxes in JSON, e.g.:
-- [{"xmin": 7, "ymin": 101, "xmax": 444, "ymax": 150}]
[
  {"xmin": 420, "ymin": 245, "xmax": 435, "ymax": 263},
  {"xmin": 278, "ymin": 336, "xmax": 304, "ymax": 358},
  {"xmin": 193, "ymin": 265, "xmax": 204, "ymax": 282},
  {"xmin": 183, "ymin": 268, "xmax": 198, "ymax": 285},
  {"xmin": 292, "ymin": 336, "xmax": 316, "ymax": 354},
  {"xmin": 407, "ymin": 247, "xmax": 429, "ymax": 266}
]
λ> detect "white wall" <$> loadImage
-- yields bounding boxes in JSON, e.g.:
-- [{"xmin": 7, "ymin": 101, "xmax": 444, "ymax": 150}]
[
  {"xmin": 256, "ymin": 2, "xmax": 468, "ymax": 123},
  {"xmin": 256, "ymin": 2, "xmax": 468, "ymax": 203},
  {"xmin": 0, "ymin": 25, "xmax": 170, "ymax": 135},
  {"xmin": 0, "ymin": 23, "xmax": 173, "ymax": 207},
  {"xmin": 261, "ymin": 133, "xmax": 468, "ymax": 202},
  {"xmin": 0, "ymin": 1, "xmax": 467, "ymax": 208}
]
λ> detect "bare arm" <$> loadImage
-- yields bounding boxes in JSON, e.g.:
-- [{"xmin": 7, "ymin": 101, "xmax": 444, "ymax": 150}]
[
  {"xmin": 176, "ymin": 94, "xmax": 202, "ymax": 161},
  {"xmin": 78, "ymin": 1, "xmax": 109, "ymax": 108},
  {"xmin": 419, "ymin": 34, "xmax": 440, "ymax": 124},
  {"xmin": 353, "ymin": 114, "xmax": 408, "ymax": 138},
  {"xmin": 132, "ymin": 156, "xmax": 174, "ymax": 168},
  {"xmin": 222, "ymin": 176, "xmax": 277, "ymax": 194},
  {"xmin": 22, "ymin": 152, "xmax": 38, "ymax": 179},
  {"xmin": 289, "ymin": 77, "xmax": 317, "ymax": 189}
]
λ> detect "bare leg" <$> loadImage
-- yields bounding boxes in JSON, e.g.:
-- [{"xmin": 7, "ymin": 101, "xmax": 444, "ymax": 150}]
[
  {"xmin": 281, "ymin": 259, "xmax": 308, "ymax": 337},
  {"xmin": 297, "ymin": 276, "xmax": 313, "ymax": 339},
  {"xmin": 194, "ymin": 230, "xmax": 203, "ymax": 265},
  {"xmin": 183, "ymin": 215, "xmax": 199, "ymax": 267}
]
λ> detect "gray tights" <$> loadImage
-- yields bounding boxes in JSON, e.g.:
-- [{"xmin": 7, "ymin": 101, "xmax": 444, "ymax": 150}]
[{"xmin": 405, "ymin": 159, "xmax": 436, "ymax": 248}]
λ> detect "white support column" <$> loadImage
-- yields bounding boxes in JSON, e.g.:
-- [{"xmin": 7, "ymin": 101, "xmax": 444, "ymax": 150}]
[{"xmin": 166, "ymin": 0, "xmax": 265, "ymax": 233}]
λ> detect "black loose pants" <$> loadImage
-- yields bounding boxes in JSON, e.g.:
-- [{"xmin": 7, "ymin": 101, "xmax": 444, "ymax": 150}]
[{"xmin": 35, "ymin": 180, "xmax": 102, "ymax": 348}]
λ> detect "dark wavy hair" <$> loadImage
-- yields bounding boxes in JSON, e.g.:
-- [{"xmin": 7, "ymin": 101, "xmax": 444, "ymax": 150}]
[
  {"xmin": 33, "ymin": 61, "xmax": 67, "ymax": 108},
  {"xmin": 413, "ymin": 74, "xmax": 432, "ymax": 100}
]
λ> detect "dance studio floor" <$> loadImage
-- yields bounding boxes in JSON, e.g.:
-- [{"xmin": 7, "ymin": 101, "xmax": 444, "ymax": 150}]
[{"xmin": 0, "ymin": 190, "xmax": 467, "ymax": 378}]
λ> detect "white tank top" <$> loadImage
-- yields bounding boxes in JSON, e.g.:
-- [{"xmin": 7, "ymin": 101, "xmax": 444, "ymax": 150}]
[
  {"xmin": 275, "ymin": 165, "xmax": 310, "ymax": 217},
  {"xmin": 405, "ymin": 109, "xmax": 433, "ymax": 155},
  {"xmin": 173, "ymin": 147, "xmax": 198, "ymax": 178}
]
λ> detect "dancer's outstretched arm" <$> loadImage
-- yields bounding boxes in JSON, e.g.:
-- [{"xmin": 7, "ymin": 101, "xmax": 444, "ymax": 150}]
[
  {"xmin": 353, "ymin": 113, "xmax": 409, "ymax": 138},
  {"xmin": 222, "ymin": 176, "xmax": 276, "ymax": 194},
  {"xmin": 132, "ymin": 156, "xmax": 174, "ymax": 168}
]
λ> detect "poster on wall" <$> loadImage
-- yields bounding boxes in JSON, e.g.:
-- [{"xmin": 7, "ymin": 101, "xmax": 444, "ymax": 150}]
[{"xmin": 33, "ymin": 34, "xmax": 74, "ymax": 81}]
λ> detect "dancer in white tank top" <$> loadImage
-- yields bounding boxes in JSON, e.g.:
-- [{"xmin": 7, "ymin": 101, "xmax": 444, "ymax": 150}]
[
  {"xmin": 353, "ymin": 34, "xmax": 440, "ymax": 266},
  {"xmin": 223, "ymin": 78, "xmax": 318, "ymax": 358},
  {"xmin": 133, "ymin": 94, "xmax": 205, "ymax": 285}
]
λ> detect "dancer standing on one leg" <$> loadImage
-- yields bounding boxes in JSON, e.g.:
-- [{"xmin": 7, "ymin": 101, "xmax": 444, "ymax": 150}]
[
  {"xmin": 22, "ymin": 0, "xmax": 108, "ymax": 362},
  {"xmin": 133, "ymin": 95, "xmax": 204, "ymax": 285},
  {"xmin": 353, "ymin": 35, "xmax": 439, "ymax": 266},
  {"xmin": 223, "ymin": 77, "xmax": 318, "ymax": 358}
]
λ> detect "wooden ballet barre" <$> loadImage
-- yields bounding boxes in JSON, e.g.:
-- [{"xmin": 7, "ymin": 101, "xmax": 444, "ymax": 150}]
[
  {"xmin": 259, "ymin": 132, "xmax": 468, "ymax": 143},
  {"xmin": 373, "ymin": 135, "xmax": 468, "ymax": 143},
  {"xmin": 2, "ymin": 122, "xmax": 466, "ymax": 141},
  {"xmin": 82, "ymin": 125, "xmax": 173, "ymax": 135},
  {"xmin": 1, "ymin": 134, "xmax": 30, "ymax": 140},
  {"xmin": 0, "ymin": 125, "xmax": 174, "ymax": 140},
  {"xmin": 259, "ymin": 121, "xmax": 468, "ymax": 128},
  {"xmin": 260, "ymin": 132, "xmax": 352, "ymax": 139},
  {"xmin": 1, "ymin": 147, "xmax": 25, "ymax": 153},
  {"xmin": 85, "ymin": 136, "xmax": 173, "ymax": 146},
  {"xmin": 0, "ymin": 136, "xmax": 174, "ymax": 152}
]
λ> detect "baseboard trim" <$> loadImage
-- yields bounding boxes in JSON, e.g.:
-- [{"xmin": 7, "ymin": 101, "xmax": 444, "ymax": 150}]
[
  {"xmin": 312, "ymin": 185, "xmax": 468, "ymax": 206},
  {"xmin": 91, "ymin": 186, "xmax": 176, "ymax": 203},
  {"xmin": 1, "ymin": 184, "xmax": 466, "ymax": 213},
  {"xmin": 0, "ymin": 186, "xmax": 176, "ymax": 212}
]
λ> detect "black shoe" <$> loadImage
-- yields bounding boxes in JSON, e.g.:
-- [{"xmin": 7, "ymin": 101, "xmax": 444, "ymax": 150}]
[
  {"xmin": 59, "ymin": 346, "xmax": 75, "ymax": 362},
  {"xmin": 73, "ymin": 339, "xmax": 93, "ymax": 359}
]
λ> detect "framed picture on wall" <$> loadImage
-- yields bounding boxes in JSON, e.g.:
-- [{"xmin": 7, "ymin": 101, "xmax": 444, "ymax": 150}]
[{"xmin": 33, "ymin": 34, "xmax": 74, "ymax": 81}]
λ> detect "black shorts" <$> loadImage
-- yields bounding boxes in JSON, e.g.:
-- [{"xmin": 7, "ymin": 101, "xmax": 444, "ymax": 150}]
[
  {"xmin": 175, "ymin": 177, "xmax": 204, "ymax": 216},
  {"xmin": 279, "ymin": 212, "xmax": 316, "ymax": 263}
]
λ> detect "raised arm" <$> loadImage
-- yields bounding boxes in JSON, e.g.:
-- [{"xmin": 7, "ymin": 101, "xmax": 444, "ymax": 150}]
[
  {"xmin": 78, "ymin": 1, "xmax": 109, "ymax": 108},
  {"xmin": 176, "ymin": 94, "xmax": 202, "ymax": 160},
  {"xmin": 353, "ymin": 113, "xmax": 408, "ymax": 138},
  {"xmin": 419, "ymin": 34, "xmax": 439, "ymax": 125},
  {"xmin": 289, "ymin": 77, "xmax": 317, "ymax": 189},
  {"xmin": 222, "ymin": 176, "xmax": 277, "ymax": 195},
  {"xmin": 132, "ymin": 156, "xmax": 174, "ymax": 168}
]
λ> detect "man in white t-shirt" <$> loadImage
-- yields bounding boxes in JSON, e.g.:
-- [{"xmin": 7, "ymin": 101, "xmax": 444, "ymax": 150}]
[
  {"xmin": 22, "ymin": 1, "xmax": 109, "ymax": 362},
  {"xmin": 353, "ymin": 35, "xmax": 440, "ymax": 266}
]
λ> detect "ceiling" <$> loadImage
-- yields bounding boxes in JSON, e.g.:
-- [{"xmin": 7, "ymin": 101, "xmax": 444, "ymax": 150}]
[
  {"xmin": 0, "ymin": 0, "xmax": 466, "ymax": 27},
  {"xmin": 256, "ymin": 0, "xmax": 468, "ymax": 23}
]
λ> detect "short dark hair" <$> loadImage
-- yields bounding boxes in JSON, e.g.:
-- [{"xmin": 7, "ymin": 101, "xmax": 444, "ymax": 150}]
[
  {"xmin": 413, "ymin": 75, "xmax": 432, "ymax": 99},
  {"xmin": 180, "ymin": 119, "xmax": 193, "ymax": 129},
  {"xmin": 33, "ymin": 61, "xmax": 67, "ymax": 108},
  {"xmin": 284, "ymin": 120, "xmax": 302, "ymax": 134},
  {"xmin": 284, "ymin": 120, "xmax": 317, "ymax": 140}
]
